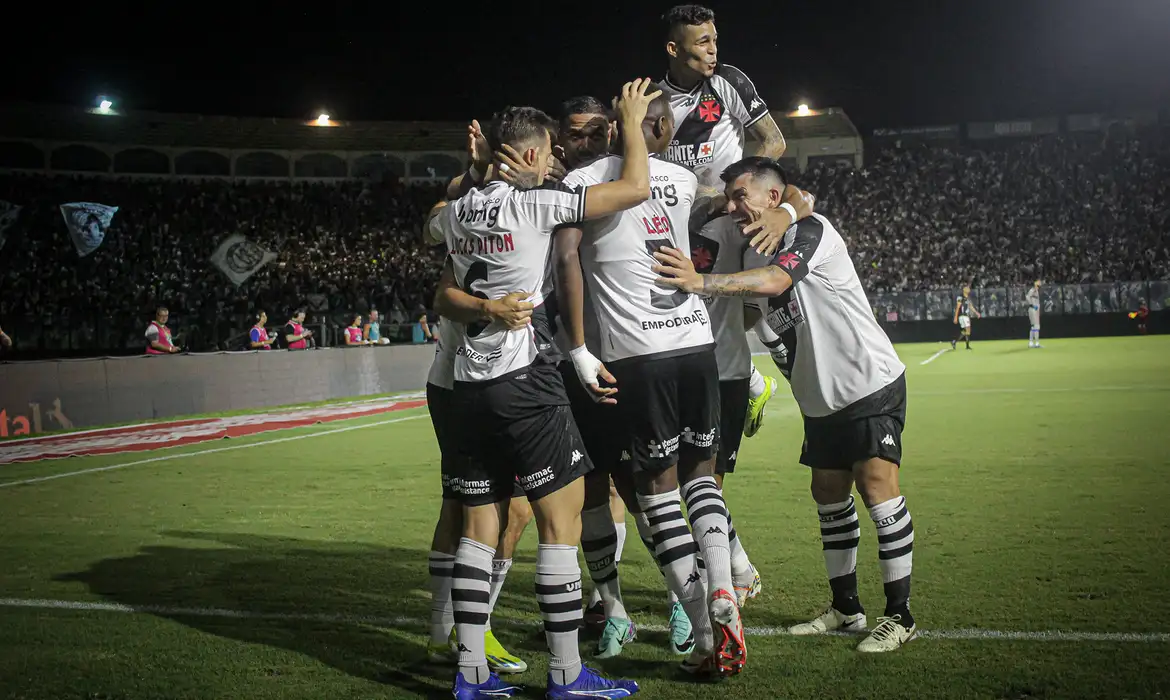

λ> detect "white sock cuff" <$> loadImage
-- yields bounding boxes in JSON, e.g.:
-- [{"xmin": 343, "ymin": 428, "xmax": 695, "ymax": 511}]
[
  {"xmin": 868, "ymin": 496, "xmax": 907, "ymax": 522},
  {"xmin": 536, "ymin": 544, "xmax": 579, "ymax": 575},
  {"xmin": 459, "ymin": 537, "xmax": 496, "ymax": 562},
  {"xmin": 637, "ymin": 488, "xmax": 682, "ymax": 511},
  {"xmin": 492, "ymin": 558, "xmax": 513, "ymax": 576},
  {"xmin": 817, "ymin": 496, "xmax": 855, "ymax": 516}
]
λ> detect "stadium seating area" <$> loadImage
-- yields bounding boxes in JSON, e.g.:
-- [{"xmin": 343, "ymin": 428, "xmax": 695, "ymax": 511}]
[{"xmin": 1, "ymin": 125, "xmax": 1167, "ymax": 352}]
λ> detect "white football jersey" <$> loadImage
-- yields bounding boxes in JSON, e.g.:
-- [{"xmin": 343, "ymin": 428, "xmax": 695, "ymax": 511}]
[
  {"xmin": 743, "ymin": 214, "xmax": 906, "ymax": 418},
  {"xmin": 693, "ymin": 216, "xmax": 760, "ymax": 381},
  {"xmin": 426, "ymin": 317, "xmax": 462, "ymax": 390},
  {"xmin": 428, "ymin": 180, "xmax": 585, "ymax": 382},
  {"xmin": 562, "ymin": 155, "xmax": 713, "ymax": 363},
  {"xmin": 661, "ymin": 64, "xmax": 770, "ymax": 190}
]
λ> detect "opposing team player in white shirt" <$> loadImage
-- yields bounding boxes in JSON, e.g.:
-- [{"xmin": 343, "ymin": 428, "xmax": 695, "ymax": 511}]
[
  {"xmin": 654, "ymin": 157, "xmax": 920, "ymax": 653},
  {"xmin": 1026, "ymin": 279, "xmax": 1043, "ymax": 348},
  {"xmin": 657, "ymin": 3, "xmax": 790, "ymax": 596},
  {"xmin": 556, "ymin": 89, "xmax": 747, "ymax": 678},
  {"xmin": 426, "ymin": 80, "xmax": 662, "ymax": 700}
]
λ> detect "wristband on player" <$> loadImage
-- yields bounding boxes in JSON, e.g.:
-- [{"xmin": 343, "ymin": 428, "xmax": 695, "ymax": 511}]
[{"xmin": 779, "ymin": 202, "xmax": 798, "ymax": 225}]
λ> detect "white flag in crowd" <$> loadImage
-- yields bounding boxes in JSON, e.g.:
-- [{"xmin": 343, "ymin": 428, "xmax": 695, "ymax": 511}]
[
  {"xmin": 210, "ymin": 234, "xmax": 277, "ymax": 287},
  {"xmin": 60, "ymin": 202, "xmax": 118, "ymax": 257},
  {"xmin": 0, "ymin": 200, "xmax": 20, "ymax": 252}
]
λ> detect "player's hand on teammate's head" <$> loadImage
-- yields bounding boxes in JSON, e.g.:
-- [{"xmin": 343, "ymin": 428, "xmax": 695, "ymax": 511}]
[
  {"xmin": 652, "ymin": 246, "xmax": 703, "ymax": 294},
  {"xmin": 494, "ymin": 144, "xmax": 543, "ymax": 190},
  {"xmin": 614, "ymin": 78, "xmax": 663, "ymax": 125},
  {"xmin": 545, "ymin": 154, "xmax": 568, "ymax": 183},
  {"xmin": 485, "ymin": 291, "xmax": 535, "ymax": 330},
  {"xmin": 468, "ymin": 119, "xmax": 491, "ymax": 172}
]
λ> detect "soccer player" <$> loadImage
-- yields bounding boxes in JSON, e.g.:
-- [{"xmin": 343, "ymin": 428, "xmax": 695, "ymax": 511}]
[
  {"xmin": 658, "ymin": 3, "xmax": 786, "ymax": 440},
  {"xmin": 952, "ymin": 285, "xmax": 981, "ymax": 350},
  {"xmin": 557, "ymin": 88, "xmax": 748, "ymax": 678},
  {"xmin": 425, "ymin": 313, "xmax": 535, "ymax": 676},
  {"xmin": 654, "ymin": 157, "xmax": 919, "ymax": 653},
  {"xmin": 427, "ymin": 80, "xmax": 661, "ymax": 699},
  {"xmin": 1026, "ymin": 280, "xmax": 1043, "ymax": 348}
]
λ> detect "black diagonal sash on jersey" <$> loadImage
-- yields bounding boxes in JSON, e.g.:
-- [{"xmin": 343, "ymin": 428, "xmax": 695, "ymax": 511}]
[{"xmin": 671, "ymin": 89, "xmax": 724, "ymax": 166}]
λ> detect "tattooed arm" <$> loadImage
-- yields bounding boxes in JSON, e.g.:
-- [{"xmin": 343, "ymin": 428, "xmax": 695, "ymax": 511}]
[
  {"xmin": 747, "ymin": 113, "xmax": 787, "ymax": 159},
  {"xmin": 652, "ymin": 247, "xmax": 793, "ymax": 298}
]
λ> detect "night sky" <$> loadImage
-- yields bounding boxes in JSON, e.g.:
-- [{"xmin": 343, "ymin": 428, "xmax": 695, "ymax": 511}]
[{"xmin": 13, "ymin": 0, "xmax": 1169, "ymax": 130}]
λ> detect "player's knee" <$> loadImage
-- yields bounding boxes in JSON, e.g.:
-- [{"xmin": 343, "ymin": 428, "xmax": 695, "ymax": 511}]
[
  {"xmin": 853, "ymin": 459, "xmax": 901, "ymax": 507},
  {"xmin": 810, "ymin": 470, "xmax": 853, "ymax": 504},
  {"xmin": 463, "ymin": 502, "xmax": 506, "ymax": 545}
]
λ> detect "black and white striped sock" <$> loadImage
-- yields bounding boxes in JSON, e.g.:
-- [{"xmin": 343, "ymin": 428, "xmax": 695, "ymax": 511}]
[
  {"xmin": 870, "ymin": 496, "xmax": 914, "ymax": 620},
  {"xmin": 427, "ymin": 551, "xmax": 455, "ymax": 646},
  {"xmin": 818, "ymin": 496, "xmax": 863, "ymax": 615},
  {"xmin": 682, "ymin": 476, "xmax": 734, "ymax": 596},
  {"xmin": 536, "ymin": 544, "xmax": 584, "ymax": 685},
  {"xmin": 581, "ymin": 504, "xmax": 627, "ymax": 619},
  {"xmin": 637, "ymin": 490, "xmax": 713, "ymax": 652},
  {"xmin": 633, "ymin": 513, "xmax": 680, "ymax": 605},
  {"xmin": 485, "ymin": 558, "xmax": 511, "ymax": 631},
  {"xmin": 452, "ymin": 538, "xmax": 493, "ymax": 684}
]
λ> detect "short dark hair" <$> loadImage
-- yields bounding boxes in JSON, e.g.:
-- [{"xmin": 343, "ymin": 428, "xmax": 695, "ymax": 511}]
[
  {"xmin": 720, "ymin": 157, "xmax": 789, "ymax": 188},
  {"xmin": 560, "ymin": 96, "xmax": 610, "ymax": 128},
  {"xmin": 663, "ymin": 4, "xmax": 715, "ymax": 40},
  {"xmin": 487, "ymin": 106, "xmax": 557, "ymax": 152},
  {"xmin": 292, "ymin": 308, "xmax": 306, "ymax": 318}
]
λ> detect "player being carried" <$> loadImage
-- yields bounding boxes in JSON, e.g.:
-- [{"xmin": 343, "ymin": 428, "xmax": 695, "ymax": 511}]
[
  {"xmin": 952, "ymin": 284, "xmax": 981, "ymax": 350},
  {"xmin": 427, "ymin": 79, "xmax": 664, "ymax": 700},
  {"xmin": 654, "ymin": 157, "xmax": 920, "ymax": 653}
]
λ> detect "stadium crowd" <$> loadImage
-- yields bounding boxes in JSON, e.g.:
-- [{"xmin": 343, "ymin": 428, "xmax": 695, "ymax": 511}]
[{"xmin": 1, "ymin": 126, "xmax": 1166, "ymax": 352}]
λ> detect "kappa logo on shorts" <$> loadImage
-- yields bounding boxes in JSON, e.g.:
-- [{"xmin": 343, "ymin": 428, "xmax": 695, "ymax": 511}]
[
  {"xmin": 571, "ymin": 450, "xmax": 583, "ymax": 465},
  {"xmin": 881, "ymin": 434, "xmax": 897, "ymax": 447}
]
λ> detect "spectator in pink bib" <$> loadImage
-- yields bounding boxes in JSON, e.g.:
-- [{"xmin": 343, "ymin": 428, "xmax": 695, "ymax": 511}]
[
  {"xmin": 249, "ymin": 311, "xmax": 273, "ymax": 350},
  {"xmin": 145, "ymin": 307, "xmax": 179, "ymax": 355},
  {"xmin": 344, "ymin": 313, "xmax": 372, "ymax": 346},
  {"xmin": 283, "ymin": 309, "xmax": 313, "ymax": 350}
]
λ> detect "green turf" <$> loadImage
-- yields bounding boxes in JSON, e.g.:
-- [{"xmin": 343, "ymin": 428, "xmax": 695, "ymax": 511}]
[{"xmin": 1, "ymin": 337, "xmax": 1168, "ymax": 699}]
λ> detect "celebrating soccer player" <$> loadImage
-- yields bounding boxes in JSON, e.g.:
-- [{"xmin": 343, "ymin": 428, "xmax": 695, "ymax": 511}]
[
  {"xmin": 654, "ymin": 157, "xmax": 920, "ymax": 653},
  {"xmin": 952, "ymin": 285, "xmax": 981, "ymax": 350}
]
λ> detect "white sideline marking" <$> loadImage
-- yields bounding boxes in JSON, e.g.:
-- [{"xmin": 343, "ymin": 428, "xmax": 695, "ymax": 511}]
[
  {"xmin": 920, "ymin": 347, "xmax": 951, "ymax": 365},
  {"xmin": 0, "ymin": 415, "xmax": 426, "ymax": 490},
  {"xmin": 1, "ymin": 597, "xmax": 1167, "ymax": 643}
]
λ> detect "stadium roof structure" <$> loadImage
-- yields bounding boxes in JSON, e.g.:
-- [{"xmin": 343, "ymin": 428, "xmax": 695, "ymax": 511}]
[
  {"xmin": 771, "ymin": 107, "xmax": 861, "ymax": 140},
  {"xmin": 0, "ymin": 102, "xmax": 468, "ymax": 152}
]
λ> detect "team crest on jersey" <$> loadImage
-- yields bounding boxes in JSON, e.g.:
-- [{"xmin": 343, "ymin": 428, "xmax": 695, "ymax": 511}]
[
  {"xmin": 697, "ymin": 95, "xmax": 722, "ymax": 123},
  {"xmin": 690, "ymin": 233, "xmax": 720, "ymax": 274}
]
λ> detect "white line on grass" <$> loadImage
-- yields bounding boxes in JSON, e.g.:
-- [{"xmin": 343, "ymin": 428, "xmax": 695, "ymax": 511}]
[
  {"xmin": 1, "ymin": 597, "xmax": 1167, "ymax": 643},
  {"xmin": 0, "ymin": 414, "xmax": 426, "ymax": 490},
  {"xmin": 920, "ymin": 347, "xmax": 952, "ymax": 365}
]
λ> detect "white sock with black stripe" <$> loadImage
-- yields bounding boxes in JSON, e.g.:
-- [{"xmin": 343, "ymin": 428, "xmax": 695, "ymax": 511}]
[
  {"xmin": 581, "ymin": 504, "xmax": 627, "ymax": 619},
  {"xmin": 727, "ymin": 512, "xmax": 753, "ymax": 579},
  {"xmin": 452, "ymin": 538, "xmax": 494, "ymax": 684},
  {"xmin": 869, "ymin": 496, "xmax": 915, "ymax": 623},
  {"xmin": 427, "ymin": 551, "xmax": 455, "ymax": 645},
  {"xmin": 536, "ymin": 544, "xmax": 584, "ymax": 685},
  {"xmin": 636, "ymin": 490, "xmax": 713, "ymax": 652},
  {"xmin": 633, "ymin": 513, "xmax": 681, "ymax": 606},
  {"xmin": 818, "ymin": 496, "xmax": 863, "ymax": 615},
  {"xmin": 682, "ymin": 476, "xmax": 734, "ymax": 597}
]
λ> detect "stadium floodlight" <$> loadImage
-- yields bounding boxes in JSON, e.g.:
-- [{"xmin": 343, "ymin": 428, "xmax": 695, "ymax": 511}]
[
  {"xmin": 97, "ymin": 98, "xmax": 113, "ymax": 113},
  {"xmin": 796, "ymin": 103, "xmax": 810, "ymax": 116},
  {"xmin": 316, "ymin": 113, "xmax": 330, "ymax": 126}
]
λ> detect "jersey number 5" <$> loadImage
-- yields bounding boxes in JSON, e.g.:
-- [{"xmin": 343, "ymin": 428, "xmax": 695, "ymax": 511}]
[
  {"xmin": 644, "ymin": 238, "xmax": 691, "ymax": 310},
  {"xmin": 460, "ymin": 261, "xmax": 490, "ymax": 338}
]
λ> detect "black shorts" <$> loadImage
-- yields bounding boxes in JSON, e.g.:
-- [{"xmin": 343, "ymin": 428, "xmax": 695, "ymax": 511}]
[
  {"xmin": 558, "ymin": 361, "xmax": 624, "ymax": 473},
  {"xmin": 800, "ymin": 373, "xmax": 907, "ymax": 471},
  {"xmin": 608, "ymin": 348, "xmax": 721, "ymax": 476},
  {"xmin": 451, "ymin": 363, "xmax": 593, "ymax": 506},
  {"xmin": 717, "ymin": 378, "xmax": 749, "ymax": 474},
  {"xmin": 428, "ymin": 383, "xmax": 523, "ymax": 501}
]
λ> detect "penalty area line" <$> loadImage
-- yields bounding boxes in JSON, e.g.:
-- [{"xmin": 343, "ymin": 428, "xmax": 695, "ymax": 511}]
[
  {"xmin": 920, "ymin": 347, "xmax": 952, "ymax": 365},
  {"xmin": 1, "ymin": 597, "xmax": 1167, "ymax": 643}
]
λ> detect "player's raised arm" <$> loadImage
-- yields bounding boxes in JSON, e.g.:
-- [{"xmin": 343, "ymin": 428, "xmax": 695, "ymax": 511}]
[
  {"xmin": 433, "ymin": 258, "xmax": 534, "ymax": 330},
  {"xmin": 577, "ymin": 79, "xmax": 660, "ymax": 219}
]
